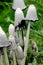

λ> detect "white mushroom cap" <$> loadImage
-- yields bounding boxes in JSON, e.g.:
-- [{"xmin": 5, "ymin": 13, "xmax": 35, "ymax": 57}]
[
  {"xmin": 26, "ymin": 4, "xmax": 38, "ymax": 21},
  {"xmin": 15, "ymin": 8, "xmax": 24, "ymax": 26},
  {"xmin": 0, "ymin": 27, "xmax": 10, "ymax": 47},
  {"xmin": 12, "ymin": 0, "xmax": 26, "ymax": 10},
  {"xmin": 9, "ymin": 24, "xmax": 14, "ymax": 36},
  {"xmin": 16, "ymin": 46, "xmax": 24, "ymax": 59}
]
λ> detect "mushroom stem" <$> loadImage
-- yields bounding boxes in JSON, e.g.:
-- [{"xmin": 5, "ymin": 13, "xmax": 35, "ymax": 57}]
[
  {"xmin": 17, "ymin": 59, "xmax": 22, "ymax": 65},
  {"xmin": 3, "ymin": 47, "xmax": 10, "ymax": 65},
  {"xmin": 21, "ymin": 22, "xmax": 30, "ymax": 65},
  {"xmin": 19, "ymin": 29, "xmax": 24, "ymax": 48},
  {"xmin": 21, "ymin": 29, "xmax": 24, "ymax": 46},
  {"xmin": 3, "ymin": 55, "xmax": 5, "ymax": 65},
  {"xmin": 0, "ymin": 54, "xmax": 3, "ymax": 65},
  {"xmin": 12, "ymin": 50, "xmax": 17, "ymax": 65}
]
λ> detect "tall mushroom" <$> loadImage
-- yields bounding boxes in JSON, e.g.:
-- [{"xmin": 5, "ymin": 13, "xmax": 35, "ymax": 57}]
[
  {"xmin": 15, "ymin": 7, "xmax": 27, "ymax": 65},
  {"xmin": 21, "ymin": 4, "xmax": 38, "ymax": 65},
  {"xmin": 15, "ymin": 8, "xmax": 25, "ymax": 47},
  {"xmin": 8, "ymin": 24, "xmax": 17, "ymax": 65},
  {"xmin": 12, "ymin": 0, "xmax": 26, "ymax": 10},
  {"xmin": 0, "ymin": 27, "xmax": 10, "ymax": 65}
]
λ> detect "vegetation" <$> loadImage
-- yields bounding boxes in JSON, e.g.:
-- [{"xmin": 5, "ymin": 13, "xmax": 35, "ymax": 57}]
[{"xmin": 0, "ymin": 0, "xmax": 43, "ymax": 65}]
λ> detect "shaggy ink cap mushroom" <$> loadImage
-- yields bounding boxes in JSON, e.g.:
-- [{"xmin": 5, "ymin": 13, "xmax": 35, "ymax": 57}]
[
  {"xmin": 26, "ymin": 4, "xmax": 38, "ymax": 21},
  {"xmin": 12, "ymin": 0, "xmax": 26, "ymax": 10},
  {"xmin": 15, "ymin": 8, "xmax": 27, "ymax": 30},
  {"xmin": 0, "ymin": 27, "xmax": 10, "ymax": 47},
  {"xmin": 15, "ymin": 8, "xmax": 24, "ymax": 26}
]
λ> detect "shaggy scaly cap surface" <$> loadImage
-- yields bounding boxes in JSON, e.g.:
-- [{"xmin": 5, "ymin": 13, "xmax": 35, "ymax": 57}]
[
  {"xmin": 12, "ymin": 0, "xmax": 26, "ymax": 10},
  {"xmin": 15, "ymin": 8, "xmax": 24, "ymax": 26},
  {"xmin": 26, "ymin": 5, "xmax": 38, "ymax": 21},
  {"xmin": 0, "ymin": 27, "xmax": 10, "ymax": 47}
]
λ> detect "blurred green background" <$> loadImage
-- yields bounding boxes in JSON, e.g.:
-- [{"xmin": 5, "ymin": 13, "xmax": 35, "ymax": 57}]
[{"xmin": 0, "ymin": 0, "xmax": 43, "ymax": 65}]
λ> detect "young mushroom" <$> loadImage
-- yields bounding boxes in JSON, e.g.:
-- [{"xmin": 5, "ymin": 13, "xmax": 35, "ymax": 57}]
[
  {"xmin": 0, "ymin": 27, "xmax": 10, "ymax": 65},
  {"xmin": 30, "ymin": 40, "xmax": 38, "ymax": 62},
  {"xmin": 16, "ymin": 45, "xmax": 24, "ymax": 59},
  {"xmin": 15, "ymin": 8, "xmax": 24, "ymax": 28},
  {"xmin": 31, "ymin": 40, "xmax": 38, "ymax": 52},
  {"xmin": 15, "ymin": 8, "xmax": 26, "ymax": 47},
  {"xmin": 8, "ymin": 24, "xmax": 17, "ymax": 65},
  {"xmin": 22, "ymin": 4, "xmax": 39, "ymax": 65},
  {"xmin": 12, "ymin": 0, "xmax": 26, "ymax": 10}
]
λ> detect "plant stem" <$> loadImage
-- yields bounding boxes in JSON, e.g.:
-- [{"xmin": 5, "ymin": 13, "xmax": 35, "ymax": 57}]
[
  {"xmin": 0, "ymin": 54, "xmax": 3, "ymax": 65},
  {"xmin": 19, "ymin": 30, "xmax": 24, "ymax": 47},
  {"xmin": 3, "ymin": 55, "xmax": 5, "ymax": 65},
  {"xmin": 12, "ymin": 51, "xmax": 17, "ymax": 65},
  {"xmin": 3, "ymin": 47, "xmax": 10, "ymax": 65},
  {"xmin": 17, "ymin": 59, "xmax": 22, "ymax": 65}
]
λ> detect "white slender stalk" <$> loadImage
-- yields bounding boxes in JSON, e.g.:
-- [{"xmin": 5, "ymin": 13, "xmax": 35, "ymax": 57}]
[
  {"xmin": 24, "ymin": 22, "xmax": 30, "ymax": 56},
  {"xmin": 21, "ymin": 22, "xmax": 30, "ymax": 65},
  {"xmin": 19, "ymin": 30, "xmax": 24, "ymax": 47},
  {"xmin": 3, "ymin": 55, "xmax": 5, "ymax": 65},
  {"xmin": 0, "ymin": 54, "xmax": 3, "ymax": 65},
  {"xmin": 3, "ymin": 47, "xmax": 10, "ymax": 65},
  {"xmin": 17, "ymin": 59, "xmax": 22, "ymax": 65},
  {"xmin": 12, "ymin": 50, "xmax": 17, "ymax": 65}
]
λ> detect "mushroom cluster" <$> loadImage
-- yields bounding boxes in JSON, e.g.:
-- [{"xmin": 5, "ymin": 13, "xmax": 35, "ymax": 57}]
[
  {"xmin": 0, "ymin": 0, "xmax": 39, "ymax": 65},
  {"xmin": 11, "ymin": 3, "xmax": 38, "ymax": 65}
]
